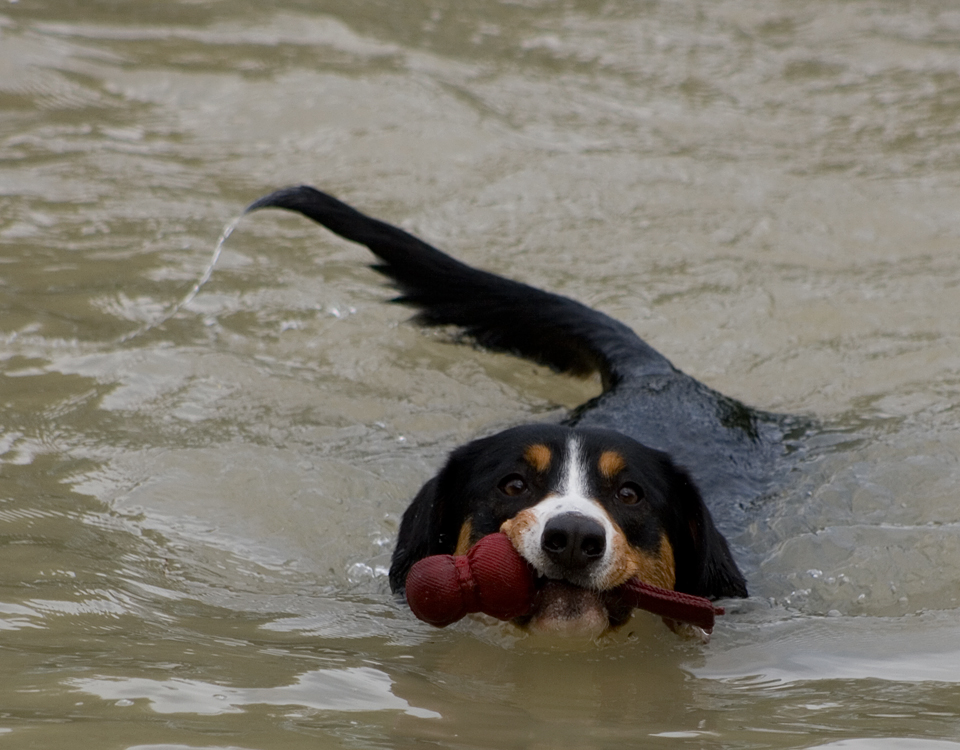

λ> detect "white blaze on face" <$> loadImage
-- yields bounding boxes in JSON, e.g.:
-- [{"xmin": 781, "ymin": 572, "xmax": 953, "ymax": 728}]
[{"xmin": 507, "ymin": 438, "xmax": 618, "ymax": 588}]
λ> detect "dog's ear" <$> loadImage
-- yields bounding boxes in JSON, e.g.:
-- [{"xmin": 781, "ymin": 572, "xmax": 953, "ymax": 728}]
[
  {"xmin": 389, "ymin": 475, "xmax": 441, "ymax": 594},
  {"xmin": 388, "ymin": 452, "xmax": 474, "ymax": 594},
  {"xmin": 666, "ymin": 466, "xmax": 748, "ymax": 599}
]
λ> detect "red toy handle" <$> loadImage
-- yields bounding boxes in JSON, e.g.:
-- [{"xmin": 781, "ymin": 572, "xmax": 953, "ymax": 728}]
[
  {"xmin": 404, "ymin": 532, "xmax": 724, "ymax": 632},
  {"xmin": 615, "ymin": 578, "xmax": 723, "ymax": 632}
]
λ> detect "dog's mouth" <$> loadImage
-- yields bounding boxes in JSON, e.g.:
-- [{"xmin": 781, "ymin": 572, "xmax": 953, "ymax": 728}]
[{"xmin": 513, "ymin": 576, "xmax": 635, "ymax": 637}]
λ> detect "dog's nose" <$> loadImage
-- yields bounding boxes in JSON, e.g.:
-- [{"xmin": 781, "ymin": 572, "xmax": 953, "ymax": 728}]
[{"xmin": 541, "ymin": 512, "xmax": 606, "ymax": 570}]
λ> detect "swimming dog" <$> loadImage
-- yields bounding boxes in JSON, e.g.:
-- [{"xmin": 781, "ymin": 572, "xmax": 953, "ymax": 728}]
[{"xmin": 248, "ymin": 186, "xmax": 795, "ymax": 636}]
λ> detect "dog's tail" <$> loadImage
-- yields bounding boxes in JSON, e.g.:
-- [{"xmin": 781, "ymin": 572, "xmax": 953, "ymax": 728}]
[{"xmin": 246, "ymin": 186, "xmax": 672, "ymax": 389}]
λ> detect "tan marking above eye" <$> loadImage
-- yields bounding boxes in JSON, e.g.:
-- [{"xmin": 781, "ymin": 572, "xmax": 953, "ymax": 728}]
[
  {"xmin": 454, "ymin": 518, "xmax": 475, "ymax": 556},
  {"xmin": 524, "ymin": 443, "xmax": 552, "ymax": 473},
  {"xmin": 598, "ymin": 450, "xmax": 626, "ymax": 478}
]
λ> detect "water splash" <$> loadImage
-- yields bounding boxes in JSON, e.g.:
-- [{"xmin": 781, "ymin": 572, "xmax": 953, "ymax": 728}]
[{"xmin": 117, "ymin": 213, "xmax": 243, "ymax": 345}]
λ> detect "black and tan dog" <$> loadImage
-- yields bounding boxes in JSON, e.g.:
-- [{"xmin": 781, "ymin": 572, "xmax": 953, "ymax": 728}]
[{"xmin": 248, "ymin": 187, "xmax": 797, "ymax": 637}]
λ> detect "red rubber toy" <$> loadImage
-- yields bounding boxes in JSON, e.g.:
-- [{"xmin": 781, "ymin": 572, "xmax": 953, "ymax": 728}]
[
  {"xmin": 404, "ymin": 532, "xmax": 724, "ymax": 631},
  {"xmin": 404, "ymin": 532, "xmax": 537, "ymax": 627}
]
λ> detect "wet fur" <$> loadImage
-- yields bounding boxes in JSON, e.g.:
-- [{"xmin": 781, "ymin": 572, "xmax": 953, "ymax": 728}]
[{"xmin": 247, "ymin": 186, "xmax": 801, "ymax": 617}]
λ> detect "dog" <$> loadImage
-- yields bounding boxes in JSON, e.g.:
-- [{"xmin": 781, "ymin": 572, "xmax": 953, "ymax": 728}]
[{"xmin": 247, "ymin": 186, "xmax": 799, "ymax": 637}]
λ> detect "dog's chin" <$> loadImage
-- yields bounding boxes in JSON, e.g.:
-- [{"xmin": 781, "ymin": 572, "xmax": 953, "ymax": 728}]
[{"xmin": 521, "ymin": 580, "xmax": 611, "ymax": 639}]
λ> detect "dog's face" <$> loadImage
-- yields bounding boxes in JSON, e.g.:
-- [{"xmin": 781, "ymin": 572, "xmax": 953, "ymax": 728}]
[{"xmin": 390, "ymin": 424, "xmax": 746, "ymax": 637}]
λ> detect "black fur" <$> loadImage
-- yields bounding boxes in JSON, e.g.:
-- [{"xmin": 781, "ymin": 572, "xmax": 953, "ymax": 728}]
[{"xmin": 247, "ymin": 186, "xmax": 799, "ymax": 605}]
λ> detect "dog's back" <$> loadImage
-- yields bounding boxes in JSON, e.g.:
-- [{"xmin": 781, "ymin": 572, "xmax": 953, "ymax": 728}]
[{"xmin": 247, "ymin": 186, "xmax": 796, "ymax": 516}]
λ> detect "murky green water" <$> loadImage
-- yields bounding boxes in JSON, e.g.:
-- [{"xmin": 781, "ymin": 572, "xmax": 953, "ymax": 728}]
[{"xmin": 2, "ymin": 1, "xmax": 960, "ymax": 747}]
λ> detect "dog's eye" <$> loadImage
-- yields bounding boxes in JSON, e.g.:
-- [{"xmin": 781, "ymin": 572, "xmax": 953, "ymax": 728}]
[
  {"xmin": 617, "ymin": 482, "xmax": 644, "ymax": 505},
  {"xmin": 498, "ymin": 474, "xmax": 528, "ymax": 497}
]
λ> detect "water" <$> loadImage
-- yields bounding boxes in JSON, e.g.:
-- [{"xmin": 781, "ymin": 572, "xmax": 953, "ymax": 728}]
[{"xmin": 2, "ymin": 1, "xmax": 959, "ymax": 747}]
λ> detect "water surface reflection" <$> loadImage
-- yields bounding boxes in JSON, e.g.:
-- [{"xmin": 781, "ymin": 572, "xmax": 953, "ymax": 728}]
[{"xmin": 2, "ymin": 0, "xmax": 960, "ymax": 747}]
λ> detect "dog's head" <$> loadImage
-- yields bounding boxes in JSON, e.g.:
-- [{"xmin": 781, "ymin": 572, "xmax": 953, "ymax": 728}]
[{"xmin": 389, "ymin": 424, "xmax": 746, "ymax": 636}]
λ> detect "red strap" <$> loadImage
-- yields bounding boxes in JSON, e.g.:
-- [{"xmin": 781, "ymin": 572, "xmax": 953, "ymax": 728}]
[{"xmin": 615, "ymin": 578, "xmax": 723, "ymax": 632}]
